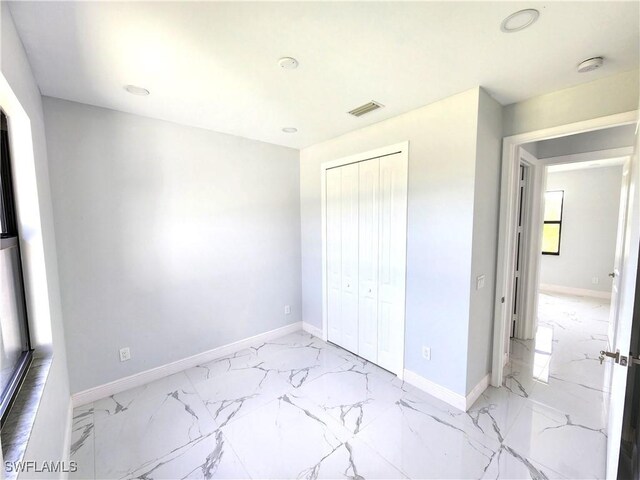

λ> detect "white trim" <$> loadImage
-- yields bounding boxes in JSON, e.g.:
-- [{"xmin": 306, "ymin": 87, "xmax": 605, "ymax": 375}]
[
  {"xmin": 403, "ymin": 369, "xmax": 466, "ymax": 411},
  {"xmin": 320, "ymin": 142, "xmax": 409, "ymax": 378},
  {"xmin": 465, "ymin": 374, "xmax": 491, "ymax": 411},
  {"xmin": 491, "ymin": 109, "xmax": 638, "ymax": 388},
  {"xmin": 72, "ymin": 322, "xmax": 303, "ymax": 407},
  {"xmin": 60, "ymin": 400, "xmax": 74, "ymax": 479},
  {"xmin": 402, "ymin": 370, "xmax": 490, "ymax": 412},
  {"xmin": 539, "ymin": 283, "xmax": 612, "ymax": 300},
  {"xmin": 302, "ymin": 321, "xmax": 323, "ymax": 338},
  {"xmin": 541, "ymin": 147, "xmax": 634, "ymax": 167}
]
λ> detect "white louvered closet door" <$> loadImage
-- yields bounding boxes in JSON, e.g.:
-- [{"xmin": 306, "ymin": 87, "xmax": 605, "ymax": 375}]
[
  {"xmin": 357, "ymin": 158, "xmax": 379, "ymax": 363},
  {"xmin": 339, "ymin": 163, "xmax": 360, "ymax": 354},
  {"xmin": 326, "ymin": 150, "xmax": 407, "ymax": 377},
  {"xmin": 376, "ymin": 153, "xmax": 408, "ymax": 374},
  {"xmin": 326, "ymin": 167, "xmax": 343, "ymax": 345}
]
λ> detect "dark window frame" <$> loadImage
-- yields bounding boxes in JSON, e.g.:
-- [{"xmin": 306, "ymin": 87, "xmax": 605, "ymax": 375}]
[
  {"xmin": 542, "ymin": 190, "xmax": 564, "ymax": 256},
  {"xmin": 0, "ymin": 109, "xmax": 33, "ymax": 428}
]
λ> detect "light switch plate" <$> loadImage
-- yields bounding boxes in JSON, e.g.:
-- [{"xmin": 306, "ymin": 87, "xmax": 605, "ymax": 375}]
[{"xmin": 476, "ymin": 275, "xmax": 486, "ymax": 290}]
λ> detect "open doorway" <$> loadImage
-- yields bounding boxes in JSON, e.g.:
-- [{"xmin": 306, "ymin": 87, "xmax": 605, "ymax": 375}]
[{"xmin": 492, "ymin": 113, "xmax": 639, "ymax": 479}]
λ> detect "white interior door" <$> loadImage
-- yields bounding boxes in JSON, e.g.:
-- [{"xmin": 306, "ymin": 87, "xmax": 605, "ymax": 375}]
[
  {"xmin": 340, "ymin": 163, "xmax": 360, "ymax": 354},
  {"xmin": 606, "ymin": 155, "xmax": 638, "ymax": 479},
  {"xmin": 326, "ymin": 167, "xmax": 342, "ymax": 344},
  {"xmin": 358, "ymin": 158, "xmax": 379, "ymax": 363},
  {"xmin": 377, "ymin": 153, "xmax": 408, "ymax": 375},
  {"xmin": 608, "ymin": 159, "xmax": 631, "ymax": 349}
]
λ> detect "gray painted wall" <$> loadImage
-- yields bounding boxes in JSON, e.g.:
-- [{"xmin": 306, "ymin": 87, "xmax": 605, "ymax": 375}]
[
  {"xmin": 43, "ymin": 98, "xmax": 302, "ymax": 393},
  {"xmin": 503, "ymin": 69, "xmax": 639, "ymax": 137},
  {"xmin": 300, "ymin": 88, "xmax": 485, "ymax": 396},
  {"xmin": 541, "ymin": 166, "xmax": 623, "ymax": 293},
  {"xmin": 1, "ymin": 3, "xmax": 71, "ymax": 473},
  {"xmin": 536, "ymin": 124, "xmax": 636, "ymax": 159},
  {"xmin": 466, "ymin": 89, "xmax": 502, "ymax": 392}
]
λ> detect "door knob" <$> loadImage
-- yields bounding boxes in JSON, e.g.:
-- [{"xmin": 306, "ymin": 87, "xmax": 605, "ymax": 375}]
[
  {"xmin": 609, "ymin": 272, "xmax": 616, "ymax": 278},
  {"xmin": 599, "ymin": 349, "xmax": 620, "ymax": 364}
]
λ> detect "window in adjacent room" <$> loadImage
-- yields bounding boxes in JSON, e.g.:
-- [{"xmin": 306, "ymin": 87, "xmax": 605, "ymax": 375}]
[
  {"xmin": 541, "ymin": 190, "xmax": 564, "ymax": 256},
  {"xmin": 0, "ymin": 109, "xmax": 33, "ymax": 426}
]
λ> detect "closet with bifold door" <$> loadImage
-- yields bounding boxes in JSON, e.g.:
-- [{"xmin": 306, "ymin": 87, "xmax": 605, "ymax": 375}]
[{"xmin": 324, "ymin": 145, "xmax": 408, "ymax": 377}]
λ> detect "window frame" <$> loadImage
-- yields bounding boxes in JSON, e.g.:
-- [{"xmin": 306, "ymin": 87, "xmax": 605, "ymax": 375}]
[
  {"xmin": 0, "ymin": 109, "xmax": 33, "ymax": 428},
  {"xmin": 541, "ymin": 189, "xmax": 564, "ymax": 256}
]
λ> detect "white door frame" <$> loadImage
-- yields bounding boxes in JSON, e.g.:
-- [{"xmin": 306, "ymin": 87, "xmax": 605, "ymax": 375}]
[
  {"xmin": 320, "ymin": 141, "xmax": 409, "ymax": 379},
  {"xmin": 491, "ymin": 110, "xmax": 639, "ymax": 387}
]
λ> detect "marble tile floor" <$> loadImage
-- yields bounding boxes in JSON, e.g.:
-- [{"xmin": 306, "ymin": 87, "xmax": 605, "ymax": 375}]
[{"xmin": 70, "ymin": 293, "xmax": 611, "ymax": 479}]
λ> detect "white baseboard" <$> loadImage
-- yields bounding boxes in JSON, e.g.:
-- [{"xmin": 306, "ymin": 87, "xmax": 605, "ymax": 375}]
[
  {"xmin": 465, "ymin": 374, "xmax": 490, "ymax": 410},
  {"xmin": 402, "ymin": 370, "xmax": 489, "ymax": 412},
  {"xmin": 302, "ymin": 322, "xmax": 323, "ymax": 338},
  {"xmin": 403, "ymin": 370, "xmax": 466, "ymax": 411},
  {"xmin": 72, "ymin": 322, "xmax": 303, "ymax": 407},
  {"xmin": 60, "ymin": 400, "xmax": 73, "ymax": 479},
  {"xmin": 539, "ymin": 283, "xmax": 611, "ymax": 299}
]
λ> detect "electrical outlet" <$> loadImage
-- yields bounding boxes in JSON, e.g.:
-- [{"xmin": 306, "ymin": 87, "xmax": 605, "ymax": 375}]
[
  {"xmin": 592, "ymin": 277, "xmax": 599, "ymax": 285},
  {"xmin": 476, "ymin": 275, "xmax": 486, "ymax": 290},
  {"xmin": 284, "ymin": 305, "xmax": 291, "ymax": 315},
  {"xmin": 422, "ymin": 346, "xmax": 431, "ymax": 361},
  {"xmin": 119, "ymin": 347, "xmax": 131, "ymax": 362}
]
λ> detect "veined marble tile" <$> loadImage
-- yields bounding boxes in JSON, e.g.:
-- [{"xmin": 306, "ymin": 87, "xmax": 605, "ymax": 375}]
[
  {"xmin": 525, "ymin": 374, "xmax": 609, "ymax": 430},
  {"xmin": 93, "ymin": 372, "xmax": 218, "ymax": 479},
  {"xmin": 221, "ymin": 392, "xmax": 353, "ymax": 478},
  {"xmin": 503, "ymin": 360, "xmax": 545, "ymax": 399},
  {"xmin": 458, "ymin": 386, "xmax": 530, "ymax": 445},
  {"xmin": 123, "ymin": 429, "xmax": 248, "ymax": 479},
  {"xmin": 258, "ymin": 339, "xmax": 350, "ymax": 390},
  {"xmin": 69, "ymin": 404, "xmax": 95, "ymax": 480},
  {"xmin": 312, "ymin": 436, "xmax": 408, "ymax": 479},
  {"xmin": 481, "ymin": 444, "xmax": 567, "ymax": 480},
  {"xmin": 294, "ymin": 359, "xmax": 401, "ymax": 435},
  {"xmin": 504, "ymin": 400, "xmax": 606, "ymax": 479},
  {"xmin": 185, "ymin": 357, "xmax": 292, "ymax": 428},
  {"xmin": 357, "ymin": 396, "xmax": 500, "ymax": 479}
]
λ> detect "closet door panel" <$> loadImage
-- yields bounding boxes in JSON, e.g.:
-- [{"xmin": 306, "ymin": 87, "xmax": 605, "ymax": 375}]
[
  {"xmin": 377, "ymin": 153, "xmax": 408, "ymax": 375},
  {"xmin": 340, "ymin": 163, "xmax": 359, "ymax": 354},
  {"xmin": 326, "ymin": 167, "xmax": 342, "ymax": 344},
  {"xmin": 358, "ymin": 159, "xmax": 379, "ymax": 362}
]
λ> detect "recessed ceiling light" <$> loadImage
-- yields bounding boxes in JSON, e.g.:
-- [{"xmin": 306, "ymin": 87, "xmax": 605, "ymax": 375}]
[
  {"xmin": 577, "ymin": 57, "xmax": 604, "ymax": 73},
  {"xmin": 500, "ymin": 9, "xmax": 540, "ymax": 33},
  {"xmin": 282, "ymin": 127, "xmax": 298, "ymax": 133},
  {"xmin": 124, "ymin": 85, "xmax": 150, "ymax": 96},
  {"xmin": 278, "ymin": 57, "xmax": 299, "ymax": 69}
]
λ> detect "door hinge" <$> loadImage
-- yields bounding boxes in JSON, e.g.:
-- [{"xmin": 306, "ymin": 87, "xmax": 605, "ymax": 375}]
[{"xmin": 620, "ymin": 352, "xmax": 640, "ymax": 367}]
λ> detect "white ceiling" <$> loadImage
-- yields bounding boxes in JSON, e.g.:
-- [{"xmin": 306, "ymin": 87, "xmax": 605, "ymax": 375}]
[{"xmin": 8, "ymin": 1, "xmax": 639, "ymax": 149}]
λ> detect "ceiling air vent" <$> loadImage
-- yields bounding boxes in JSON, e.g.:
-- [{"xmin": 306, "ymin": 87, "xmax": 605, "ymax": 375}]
[{"xmin": 348, "ymin": 101, "xmax": 384, "ymax": 117}]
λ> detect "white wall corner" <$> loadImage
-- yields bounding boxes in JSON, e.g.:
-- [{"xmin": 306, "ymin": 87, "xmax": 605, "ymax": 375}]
[
  {"xmin": 465, "ymin": 373, "xmax": 490, "ymax": 411},
  {"xmin": 539, "ymin": 283, "xmax": 612, "ymax": 299},
  {"xmin": 71, "ymin": 322, "xmax": 303, "ymax": 407},
  {"xmin": 302, "ymin": 322, "xmax": 323, "ymax": 339},
  {"xmin": 402, "ymin": 369, "xmax": 467, "ymax": 411}
]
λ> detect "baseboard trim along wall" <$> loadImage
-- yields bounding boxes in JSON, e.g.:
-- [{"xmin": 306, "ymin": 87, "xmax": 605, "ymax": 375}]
[
  {"xmin": 403, "ymin": 370, "xmax": 490, "ymax": 412},
  {"xmin": 302, "ymin": 321, "xmax": 323, "ymax": 338},
  {"xmin": 71, "ymin": 322, "xmax": 303, "ymax": 407},
  {"xmin": 539, "ymin": 283, "xmax": 612, "ymax": 299},
  {"xmin": 61, "ymin": 401, "xmax": 74, "ymax": 479}
]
